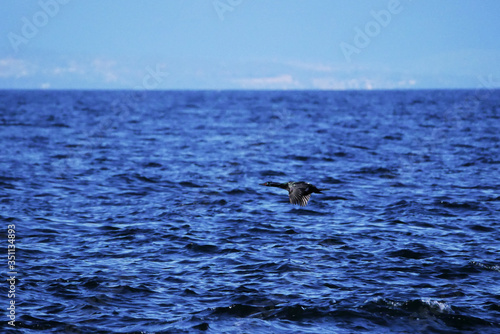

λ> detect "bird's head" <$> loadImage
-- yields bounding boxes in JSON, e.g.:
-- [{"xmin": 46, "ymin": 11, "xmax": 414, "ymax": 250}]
[{"xmin": 260, "ymin": 181, "xmax": 272, "ymax": 186}]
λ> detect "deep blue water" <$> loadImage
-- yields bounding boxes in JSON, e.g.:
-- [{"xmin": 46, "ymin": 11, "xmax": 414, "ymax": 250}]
[{"xmin": 1, "ymin": 90, "xmax": 500, "ymax": 333}]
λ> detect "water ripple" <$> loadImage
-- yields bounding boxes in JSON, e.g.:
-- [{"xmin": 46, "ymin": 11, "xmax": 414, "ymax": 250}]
[{"xmin": 1, "ymin": 90, "xmax": 499, "ymax": 333}]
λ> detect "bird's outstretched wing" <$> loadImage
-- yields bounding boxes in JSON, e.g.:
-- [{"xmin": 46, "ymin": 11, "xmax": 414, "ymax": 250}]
[{"xmin": 289, "ymin": 187, "xmax": 311, "ymax": 206}]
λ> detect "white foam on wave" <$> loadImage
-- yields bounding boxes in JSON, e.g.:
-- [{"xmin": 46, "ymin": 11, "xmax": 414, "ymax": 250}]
[{"xmin": 420, "ymin": 298, "xmax": 452, "ymax": 314}]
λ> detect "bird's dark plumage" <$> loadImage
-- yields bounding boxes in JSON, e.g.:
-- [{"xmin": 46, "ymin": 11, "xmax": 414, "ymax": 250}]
[{"xmin": 260, "ymin": 181, "xmax": 327, "ymax": 206}]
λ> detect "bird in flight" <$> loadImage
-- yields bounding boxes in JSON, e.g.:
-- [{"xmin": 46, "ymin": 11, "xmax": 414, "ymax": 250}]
[{"xmin": 260, "ymin": 181, "xmax": 327, "ymax": 206}]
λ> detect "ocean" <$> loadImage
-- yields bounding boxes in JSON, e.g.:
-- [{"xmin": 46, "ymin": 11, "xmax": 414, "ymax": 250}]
[{"xmin": 1, "ymin": 89, "xmax": 499, "ymax": 333}]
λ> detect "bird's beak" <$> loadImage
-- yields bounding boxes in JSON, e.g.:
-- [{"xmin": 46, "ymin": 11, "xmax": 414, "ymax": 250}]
[{"xmin": 259, "ymin": 183, "xmax": 267, "ymax": 186}]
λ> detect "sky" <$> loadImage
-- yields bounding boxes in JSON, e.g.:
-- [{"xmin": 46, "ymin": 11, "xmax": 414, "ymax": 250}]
[{"xmin": 1, "ymin": 0, "xmax": 500, "ymax": 90}]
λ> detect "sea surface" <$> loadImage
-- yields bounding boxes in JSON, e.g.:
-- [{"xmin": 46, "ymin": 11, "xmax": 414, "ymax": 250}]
[{"xmin": 1, "ymin": 90, "xmax": 499, "ymax": 333}]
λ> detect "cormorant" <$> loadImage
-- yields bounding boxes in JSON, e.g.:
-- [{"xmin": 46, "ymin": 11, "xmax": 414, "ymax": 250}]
[{"xmin": 260, "ymin": 181, "xmax": 327, "ymax": 206}]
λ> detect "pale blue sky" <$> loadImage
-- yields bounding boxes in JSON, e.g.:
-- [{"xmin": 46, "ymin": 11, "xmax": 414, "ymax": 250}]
[{"xmin": 1, "ymin": 0, "xmax": 500, "ymax": 90}]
